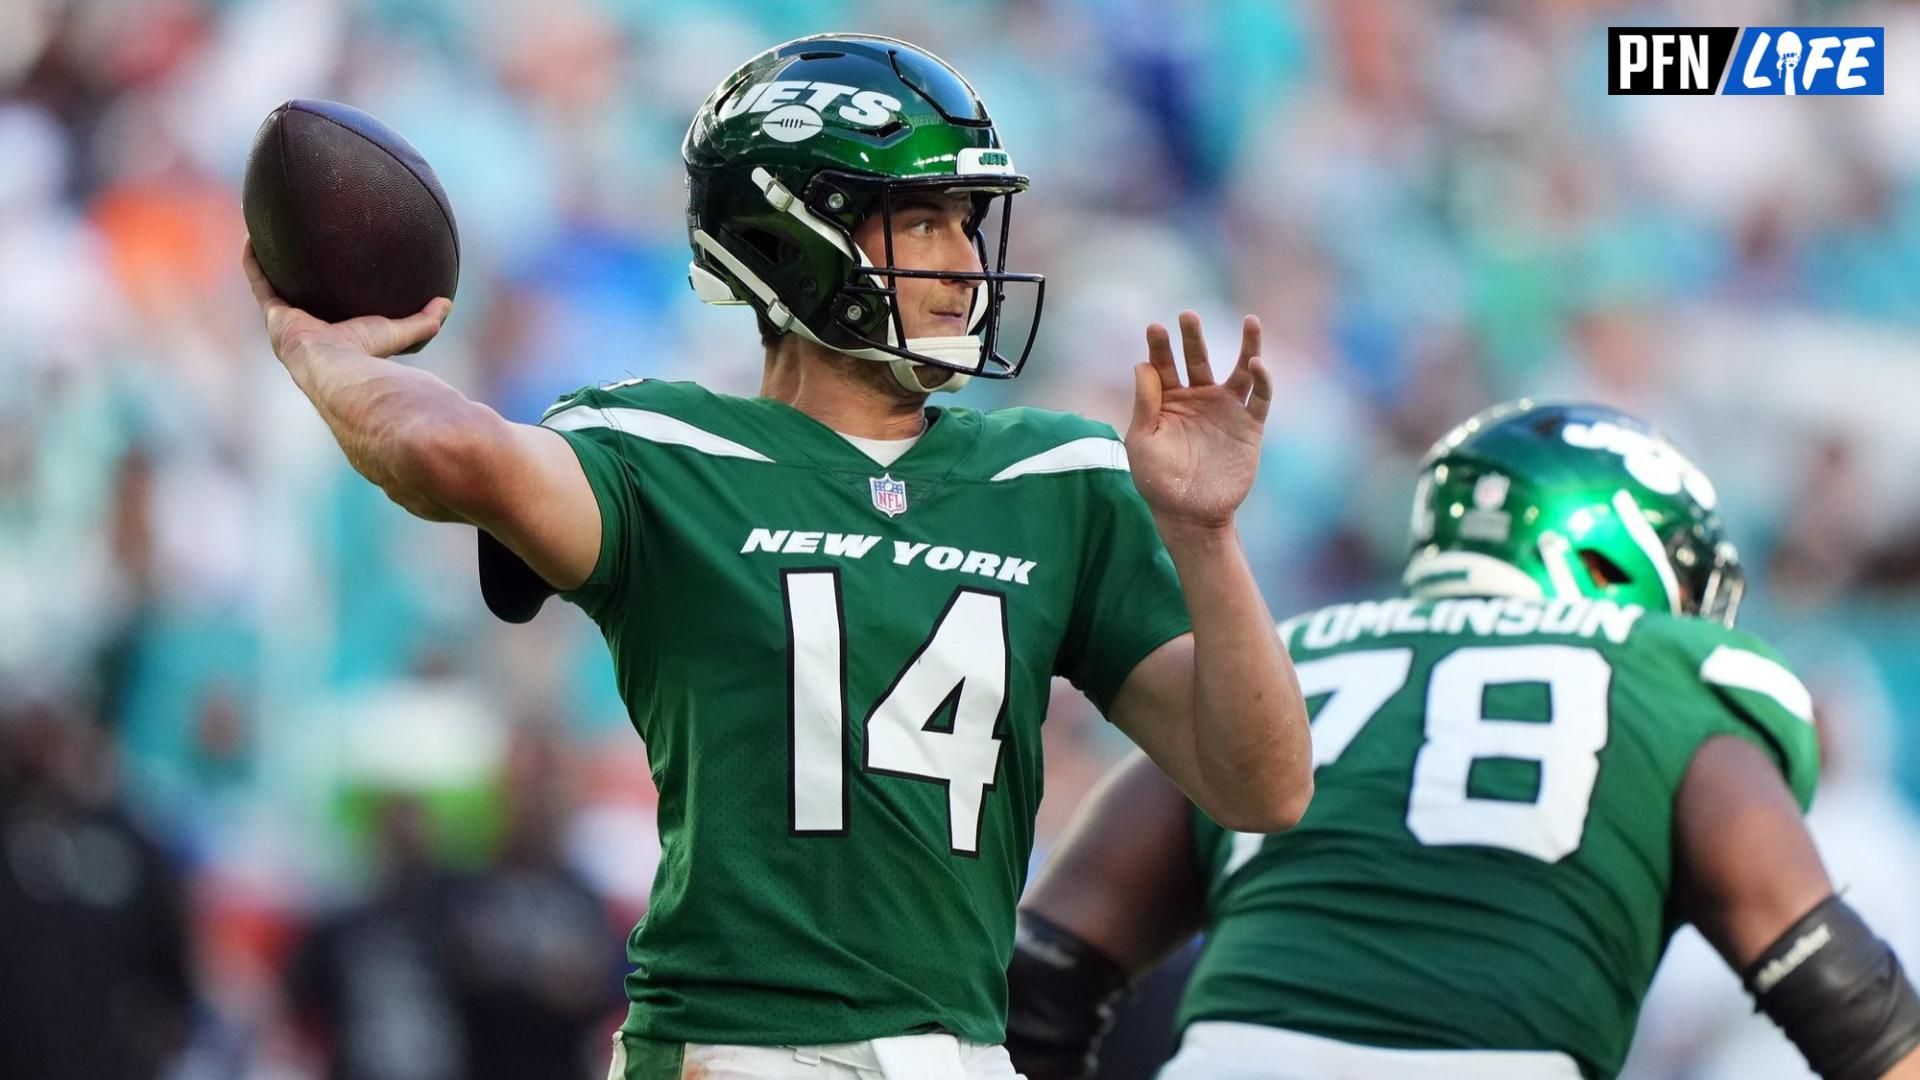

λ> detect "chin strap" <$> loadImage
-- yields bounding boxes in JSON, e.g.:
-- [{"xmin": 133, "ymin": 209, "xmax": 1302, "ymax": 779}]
[{"xmin": 890, "ymin": 351, "xmax": 972, "ymax": 394}]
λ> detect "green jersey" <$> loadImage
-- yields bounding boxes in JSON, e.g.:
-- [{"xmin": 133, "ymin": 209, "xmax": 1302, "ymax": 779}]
[
  {"xmin": 1182, "ymin": 596, "xmax": 1819, "ymax": 1079},
  {"xmin": 541, "ymin": 379, "xmax": 1189, "ymax": 1046}
]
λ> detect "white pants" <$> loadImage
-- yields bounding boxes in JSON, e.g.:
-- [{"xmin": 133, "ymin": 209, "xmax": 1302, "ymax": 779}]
[
  {"xmin": 1160, "ymin": 1021, "xmax": 1584, "ymax": 1079},
  {"xmin": 608, "ymin": 1031, "xmax": 1026, "ymax": 1080}
]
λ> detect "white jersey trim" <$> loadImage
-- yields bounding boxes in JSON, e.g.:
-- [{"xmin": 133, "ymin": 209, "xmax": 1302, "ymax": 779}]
[
  {"xmin": 1700, "ymin": 645, "xmax": 1814, "ymax": 723},
  {"xmin": 543, "ymin": 405, "xmax": 773, "ymax": 463},
  {"xmin": 989, "ymin": 437, "xmax": 1129, "ymax": 482},
  {"xmin": 1163, "ymin": 1022, "xmax": 1584, "ymax": 1080}
]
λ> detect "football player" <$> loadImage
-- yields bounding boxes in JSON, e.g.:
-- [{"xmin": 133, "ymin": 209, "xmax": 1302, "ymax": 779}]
[
  {"xmin": 243, "ymin": 33, "xmax": 1314, "ymax": 1080},
  {"xmin": 1007, "ymin": 402, "xmax": 1920, "ymax": 1080}
]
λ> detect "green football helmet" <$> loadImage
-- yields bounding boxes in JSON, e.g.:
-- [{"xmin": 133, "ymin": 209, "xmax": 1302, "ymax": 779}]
[
  {"xmin": 683, "ymin": 33, "xmax": 1043, "ymax": 394},
  {"xmin": 1404, "ymin": 401, "xmax": 1745, "ymax": 625}
]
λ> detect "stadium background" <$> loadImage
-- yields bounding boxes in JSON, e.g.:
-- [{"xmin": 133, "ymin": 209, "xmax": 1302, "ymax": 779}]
[{"xmin": 4, "ymin": 0, "xmax": 1919, "ymax": 1077}]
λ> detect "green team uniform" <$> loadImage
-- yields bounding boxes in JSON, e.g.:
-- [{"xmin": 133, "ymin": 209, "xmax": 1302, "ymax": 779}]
[
  {"xmin": 1182, "ymin": 595, "xmax": 1819, "ymax": 1080},
  {"xmin": 546, "ymin": 378, "xmax": 1188, "ymax": 1047}
]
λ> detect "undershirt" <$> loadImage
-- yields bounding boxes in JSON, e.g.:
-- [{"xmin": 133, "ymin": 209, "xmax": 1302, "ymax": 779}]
[{"xmin": 836, "ymin": 430, "xmax": 923, "ymax": 467}]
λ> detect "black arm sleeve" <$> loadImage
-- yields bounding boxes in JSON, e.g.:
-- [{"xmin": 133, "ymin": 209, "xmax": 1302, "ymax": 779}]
[
  {"xmin": 1005, "ymin": 911, "xmax": 1130, "ymax": 1080},
  {"xmin": 1745, "ymin": 894, "xmax": 1920, "ymax": 1080}
]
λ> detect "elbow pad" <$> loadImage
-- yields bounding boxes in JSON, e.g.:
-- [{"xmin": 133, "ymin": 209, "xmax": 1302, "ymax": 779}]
[
  {"xmin": 1744, "ymin": 894, "xmax": 1920, "ymax": 1080},
  {"xmin": 1005, "ymin": 911, "xmax": 1129, "ymax": 1080}
]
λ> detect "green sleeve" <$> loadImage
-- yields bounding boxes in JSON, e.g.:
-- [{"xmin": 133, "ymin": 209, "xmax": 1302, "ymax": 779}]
[
  {"xmin": 1055, "ymin": 470, "xmax": 1193, "ymax": 715},
  {"xmin": 1691, "ymin": 628, "xmax": 1822, "ymax": 811},
  {"xmin": 541, "ymin": 393, "xmax": 647, "ymax": 623}
]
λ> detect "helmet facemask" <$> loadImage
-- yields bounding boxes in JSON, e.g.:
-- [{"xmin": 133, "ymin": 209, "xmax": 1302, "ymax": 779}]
[
  {"xmin": 1672, "ymin": 532, "xmax": 1746, "ymax": 627},
  {"xmin": 820, "ymin": 172, "xmax": 1044, "ymax": 392}
]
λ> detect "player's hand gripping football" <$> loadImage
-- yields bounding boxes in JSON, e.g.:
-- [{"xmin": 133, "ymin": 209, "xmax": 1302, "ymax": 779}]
[
  {"xmin": 243, "ymin": 239, "xmax": 451, "ymax": 364},
  {"xmin": 1126, "ymin": 311, "xmax": 1272, "ymax": 532}
]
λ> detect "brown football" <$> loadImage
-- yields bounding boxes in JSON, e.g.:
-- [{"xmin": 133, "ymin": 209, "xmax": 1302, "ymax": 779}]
[{"xmin": 242, "ymin": 99, "xmax": 459, "ymax": 332}]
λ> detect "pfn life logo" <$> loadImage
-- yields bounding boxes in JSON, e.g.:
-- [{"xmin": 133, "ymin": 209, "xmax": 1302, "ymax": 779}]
[{"xmin": 1610, "ymin": 27, "xmax": 1884, "ymax": 95}]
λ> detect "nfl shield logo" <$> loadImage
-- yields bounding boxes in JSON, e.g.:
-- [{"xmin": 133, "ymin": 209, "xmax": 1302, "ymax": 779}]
[{"xmin": 869, "ymin": 474, "xmax": 908, "ymax": 518}]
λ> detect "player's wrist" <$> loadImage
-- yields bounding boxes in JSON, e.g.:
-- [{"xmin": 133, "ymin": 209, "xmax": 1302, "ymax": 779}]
[
  {"xmin": 275, "ymin": 327, "xmax": 340, "ymax": 372},
  {"xmin": 1151, "ymin": 511, "xmax": 1239, "ymax": 551},
  {"xmin": 286, "ymin": 330, "xmax": 387, "ymax": 377}
]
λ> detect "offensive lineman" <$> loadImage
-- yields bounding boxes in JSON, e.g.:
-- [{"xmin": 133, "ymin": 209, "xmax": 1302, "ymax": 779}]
[
  {"xmin": 244, "ymin": 34, "xmax": 1313, "ymax": 1080},
  {"xmin": 1007, "ymin": 402, "xmax": 1920, "ymax": 1080}
]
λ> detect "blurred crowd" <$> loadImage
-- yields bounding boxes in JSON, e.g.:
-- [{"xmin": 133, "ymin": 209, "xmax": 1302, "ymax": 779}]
[{"xmin": 4, "ymin": 0, "xmax": 1920, "ymax": 1077}]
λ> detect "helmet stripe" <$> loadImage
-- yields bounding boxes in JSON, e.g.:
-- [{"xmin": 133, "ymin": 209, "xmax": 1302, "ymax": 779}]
[
  {"xmin": 1611, "ymin": 491, "xmax": 1682, "ymax": 614},
  {"xmin": 751, "ymin": 167, "xmax": 855, "ymax": 259},
  {"xmin": 690, "ymin": 228, "xmax": 791, "ymax": 323},
  {"xmin": 1535, "ymin": 530, "xmax": 1585, "ymax": 599}
]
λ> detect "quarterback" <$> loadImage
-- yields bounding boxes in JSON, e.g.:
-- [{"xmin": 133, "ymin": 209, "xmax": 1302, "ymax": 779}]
[
  {"xmin": 1008, "ymin": 402, "xmax": 1920, "ymax": 1080},
  {"xmin": 244, "ymin": 34, "xmax": 1312, "ymax": 1080}
]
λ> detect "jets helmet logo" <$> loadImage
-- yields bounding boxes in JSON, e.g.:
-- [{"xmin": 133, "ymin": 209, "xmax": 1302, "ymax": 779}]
[
  {"xmin": 1561, "ymin": 421, "xmax": 1718, "ymax": 508},
  {"xmin": 719, "ymin": 80, "xmax": 906, "ymax": 143}
]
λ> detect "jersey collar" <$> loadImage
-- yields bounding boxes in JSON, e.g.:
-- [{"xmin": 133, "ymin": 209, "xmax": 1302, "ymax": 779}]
[{"xmin": 757, "ymin": 399, "xmax": 981, "ymax": 478}]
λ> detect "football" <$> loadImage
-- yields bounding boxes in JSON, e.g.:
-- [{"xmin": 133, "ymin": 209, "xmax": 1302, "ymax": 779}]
[{"xmin": 241, "ymin": 99, "xmax": 459, "ymax": 329}]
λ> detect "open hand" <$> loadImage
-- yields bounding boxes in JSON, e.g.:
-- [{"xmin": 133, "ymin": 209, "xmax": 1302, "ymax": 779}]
[
  {"xmin": 1125, "ymin": 311, "xmax": 1272, "ymax": 531},
  {"xmin": 243, "ymin": 238, "xmax": 450, "ymax": 363}
]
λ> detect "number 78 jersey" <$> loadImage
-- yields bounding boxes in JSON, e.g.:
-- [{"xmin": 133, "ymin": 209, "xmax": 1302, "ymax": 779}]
[{"xmin": 1183, "ymin": 596, "xmax": 1820, "ymax": 1080}]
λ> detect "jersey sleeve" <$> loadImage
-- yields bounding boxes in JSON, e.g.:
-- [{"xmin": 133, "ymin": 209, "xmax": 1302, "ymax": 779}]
[
  {"xmin": 534, "ymin": 386, "xmax": 648, "ymax": 621},
  {"xmin": 1644, "ymin": 617, "xmax": 1821, "ymax": 811},
  {"xmin": 1055, "ymin": 467, "xmax": 1193, "ymax": 715},
  {"xmin": 1690, "ymin": 627, "xmax": 1821, "ymax": 810}
]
